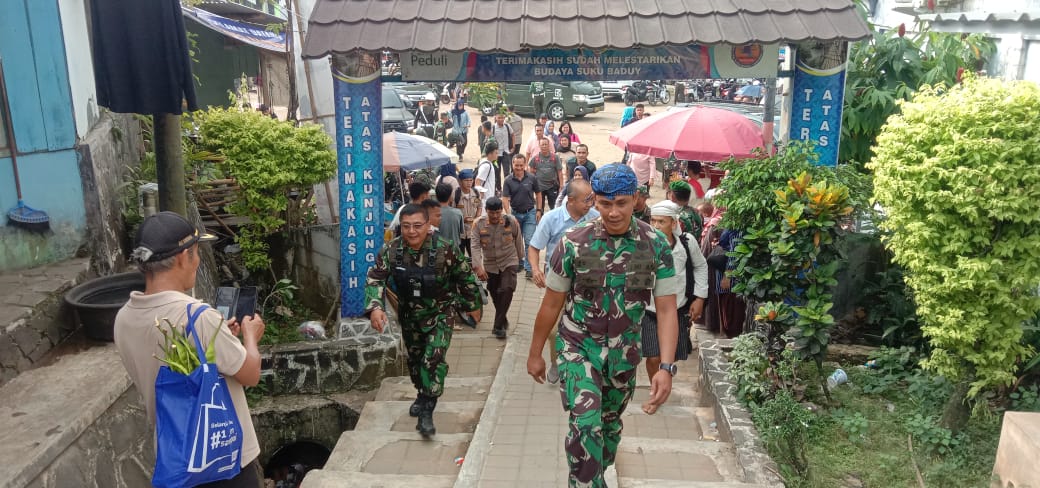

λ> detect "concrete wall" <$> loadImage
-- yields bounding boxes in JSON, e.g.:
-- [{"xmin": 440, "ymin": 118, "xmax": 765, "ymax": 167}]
[
  {"xmin": 698, "ymin": 339, "xmax": 786, "ymax": 487},
  {"xmin": 25, "ymin": 384, "xmax": 155, "ymax": 488},
  {"xmin": 77, "ymin": 113, "xmax": 143, "ymax": 275},
  {"xmin": 251, "ymin": 396, "xmax": 359, "ymax": 467},
  {"xmin": 261, "ymin": 335, "xmax": 406, "ymax": 396},
  {"xmin": 270, "ymin": 225, "xmax": 341, "ymax": 318}
]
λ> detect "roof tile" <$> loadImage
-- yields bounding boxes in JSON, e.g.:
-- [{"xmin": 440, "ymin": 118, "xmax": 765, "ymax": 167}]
[{"xmin": 303, "ymin": 0, "xmax": 871, "ymax": 57}]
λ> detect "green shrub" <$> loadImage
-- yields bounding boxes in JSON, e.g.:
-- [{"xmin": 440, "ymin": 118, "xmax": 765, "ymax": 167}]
[
  {"xmin": 195, "ymin": 108, "xmax": 336, "ymax": 271},
  {"xmin": 752, "ymin": 389, "xmax": 827, "ymax": 477},
  {"xmin": 868, "ymin": 76, "xmax": 1040, "ymax": 419},
  {"xmin": 727, "ymin": 333, "xmax": 770, "ymax": 405}
]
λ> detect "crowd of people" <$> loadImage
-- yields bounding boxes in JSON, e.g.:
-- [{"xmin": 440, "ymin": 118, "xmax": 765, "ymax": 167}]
[
  {"xmin": 109, "ymin": 95, "xmax": 747, "ymax": 488},
  {"xmin": 366, "ymin": 97, "xmax": 748, "ymax": 487}
]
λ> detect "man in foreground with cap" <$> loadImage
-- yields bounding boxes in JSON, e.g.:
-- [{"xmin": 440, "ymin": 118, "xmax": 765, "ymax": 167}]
[
  {"xmin": 527, "ymin": 164, "xmax": 680, "ymax": 488},
  {"xmin": 470, "ymin": 196, "xmax": 523, "ymax": 339},
  {"xmin": 641, "ymin": 200, "xmax": 708, "ymax": 413},
  {"xmin": 365, "ymin": 203, "xmax": 483, "ymax": 437},
  {"xmin": 115, "ymin": 211, "xmax": 267, "ymax": 486}
]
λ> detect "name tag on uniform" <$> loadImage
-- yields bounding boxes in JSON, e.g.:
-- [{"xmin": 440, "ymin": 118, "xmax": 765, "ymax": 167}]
[{"xmin": 413, "ymin": 289, "xmax": 422, "ymax": 297}]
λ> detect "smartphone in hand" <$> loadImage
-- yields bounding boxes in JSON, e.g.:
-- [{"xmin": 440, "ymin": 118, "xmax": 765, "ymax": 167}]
[{"xmin": 235, "ymin": 286, "xmax": 258, "ymax": 323}]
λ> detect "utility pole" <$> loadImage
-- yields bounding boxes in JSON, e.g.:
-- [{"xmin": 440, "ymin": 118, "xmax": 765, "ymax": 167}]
[
  {"xmin": 154, "ymin": 113, "xmax": 186, "ymax": 215},
  {"xmin": 285, "ymin": 0, "xmax": 299, "ymax": 122},
  {"xmin": 762, "ymin": 77, "xmax": 777, "ymax": 154}
]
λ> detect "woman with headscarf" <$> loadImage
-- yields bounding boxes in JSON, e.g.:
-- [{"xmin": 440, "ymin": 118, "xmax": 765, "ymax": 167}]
[
  {"xmin": 450, "ymin": 100, "xmax": 471, "ymax": 160},
  {"xmin": 543, "ymin": 120, "xmax": 559, "ymax": 148},
  {"xmin": 556, "ymin": 134, "xmax": 576, "ymax": 163},
  {"xmin": 554, "ymin": 165, "xmax": 589, "ymax": 208},
  {"xmin": 620, "ymin": 106, "xmax": 636, "ymax": 127}
]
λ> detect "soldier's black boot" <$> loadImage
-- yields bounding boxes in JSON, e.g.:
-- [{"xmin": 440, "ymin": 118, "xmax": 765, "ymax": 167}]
[
  {"xmin": 417, "ymin": 396, "xmax": 437, "ymax": 437},
  {"xmin": 409, "ymin": 395, "xmax": 424, "ymax": 417}
]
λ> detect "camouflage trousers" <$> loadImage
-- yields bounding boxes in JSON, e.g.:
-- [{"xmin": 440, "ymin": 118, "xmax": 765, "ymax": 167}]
[
  {"xmin": 401, "ymin": 317, "xmax": 454, "ymax": 398},
  {"xmin": 557, "ymin": 329, "xmax": 640, "ymax": 488}
]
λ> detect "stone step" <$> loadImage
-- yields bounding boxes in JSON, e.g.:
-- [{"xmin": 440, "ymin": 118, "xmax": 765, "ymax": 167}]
[
  {"xmin": 445, "ymin": 334, "xmax": 506, "ymax": 377},
  {"xmin": 615, "ymin": 436, "xmax": 744, "ymax": 483},
  {"xmin": 319, "ymin": 430, "xmax": 471, "ymax": 476},
  {"xmin": 619, "ymin": 479, "xmax": 778, "ymax": 488},
  {"xmin": 630, "ymin": 382, "xmax": 704, "ymax": 408},
  {"xmin": 374, "ymin": 375, "xmax": 492, "ymax": 403},
  {"xmin": 619, "ymin": 404, "xmax": 710, "ymax": 440},
  {"xmin": 353, "ymin": 400, "xmax": 484, "ymax": 434},
  {"xmin": 301, "ymin": 470, "xmax": 456, "ymax": 488}
]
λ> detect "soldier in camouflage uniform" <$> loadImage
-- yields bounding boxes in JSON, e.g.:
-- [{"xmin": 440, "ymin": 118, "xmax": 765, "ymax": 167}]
[
  {"xmin": 632, "ymin": 185, "xmax": 651, "ymax": 224},
  {"xmin": 410, "ymin": 168, "xmax": 437, "ymax": 192},
  {"xmin": 668, "ymin": 180, "xmax": 703, "ymax": 239},
  {"xmin": 527, "ymin": 164, "xmax": 681, "ymax": 488},
  {"xmin": 366, "ymin": 203, "xmax": 483, "ymax": 437}
]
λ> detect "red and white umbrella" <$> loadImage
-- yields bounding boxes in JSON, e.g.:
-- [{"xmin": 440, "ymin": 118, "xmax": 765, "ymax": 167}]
[{"xmin": 609, "ymin": 105, "xmax": 765, "ymax": 161}]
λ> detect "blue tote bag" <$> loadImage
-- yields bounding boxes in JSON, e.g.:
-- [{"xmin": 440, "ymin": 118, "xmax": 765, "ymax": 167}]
[{"xmin": 153, "ymin": 304, "xmax": 243, "ymax": 488}]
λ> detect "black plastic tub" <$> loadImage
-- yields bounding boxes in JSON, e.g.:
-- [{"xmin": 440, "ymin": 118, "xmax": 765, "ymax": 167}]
[{"xmin": 64, "ymin": 272, "xmax": 145, "ymax": 342}]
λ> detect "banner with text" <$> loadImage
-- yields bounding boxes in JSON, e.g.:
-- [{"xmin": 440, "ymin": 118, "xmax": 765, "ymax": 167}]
[
  {"xmin": 789, "ymin": 46, "xmax": 848, "ymax": 167},
  {"xmin": 333, "ymin": 55, "xmax": 384, "ymax": 317},
  {"xmin": 400, "ymin": 44, "xmax": 779, "ymax": 81}
]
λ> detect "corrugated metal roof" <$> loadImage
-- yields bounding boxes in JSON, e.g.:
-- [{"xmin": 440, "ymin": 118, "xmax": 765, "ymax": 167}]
[
  {"xmin": 302, "ymin": 0, "xmax": 872, "ymax": 58},
  {"xmin": 916, "ymin": 10, "xmax": 1040, "ymax": 23}
]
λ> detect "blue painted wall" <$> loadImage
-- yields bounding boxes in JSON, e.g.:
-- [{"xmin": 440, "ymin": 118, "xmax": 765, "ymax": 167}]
[{"xmin": 0, "ymin": 0, "xmax": 87, "ymax": 270}]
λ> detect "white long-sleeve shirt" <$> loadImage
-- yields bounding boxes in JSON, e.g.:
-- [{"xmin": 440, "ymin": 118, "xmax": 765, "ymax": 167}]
[{"xmin": 647, "ymin": 230, "xmax": 708, "ymax": 312}]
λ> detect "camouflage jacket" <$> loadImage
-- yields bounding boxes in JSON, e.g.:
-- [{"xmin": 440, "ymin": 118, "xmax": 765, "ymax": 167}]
[
  {"xmin": 632, "ymin": 206, "xmax": 651, "ymax": 225},
  {"xmin": 365, "ymin": 235, "xmax": 482, "ymax": 329},
  {"xmin": 546, "ymin": 217, "xmax": 679, "ymax": 340},
  {"xmin": 678, "ymin": 205, "xmax": 703, "ymax": 240}
]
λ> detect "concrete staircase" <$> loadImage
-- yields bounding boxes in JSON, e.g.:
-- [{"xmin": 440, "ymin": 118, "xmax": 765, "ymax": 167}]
[
  {"xmin": 301, "ymin": 333, "xmax": 503, "ymax": 487},
  {"xmin": 610, "ymin": 363, "xmax": 777, "ymax": 488},
  {"xmin": 303, "ymin": 277, "xmax": 780, "ymax": 487}
]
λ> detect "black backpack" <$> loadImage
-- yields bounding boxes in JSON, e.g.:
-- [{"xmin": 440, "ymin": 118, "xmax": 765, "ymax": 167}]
[{"xmin": 676, "ymin": 232, "xmax": 699, "ymax": 304}]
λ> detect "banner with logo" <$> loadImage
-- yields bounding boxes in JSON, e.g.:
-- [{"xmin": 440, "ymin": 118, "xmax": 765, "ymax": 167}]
[
  {"xmin": 399, "ymin": 44, "xmax": 779, "ymax": 82},
  {"xmin": 789, "ymin": 43, "xmax": 848, "ymax": 167},
  {"xmin": 182, "ymin": 7, "xmax": 286, "ymax": 52},
  {"xmin": 332, "ymin": 53, "xmax": 384, "ymax": 317}
]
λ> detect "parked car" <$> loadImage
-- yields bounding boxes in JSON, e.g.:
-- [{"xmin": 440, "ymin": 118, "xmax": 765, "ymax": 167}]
[
  {"xmin": 599, "ymin": 80, "xmax": 635, "ymax": 100},
  {"xmin": 385, "ymin": 82, "xmax": 438, "ymax": 111},
  {"xmin": 382, "ymin": 87, "xmax": 414, "ymax": 133},
  {"xmin": 500, "ymin": 82, "xmax": 605, "ymax": 120}
]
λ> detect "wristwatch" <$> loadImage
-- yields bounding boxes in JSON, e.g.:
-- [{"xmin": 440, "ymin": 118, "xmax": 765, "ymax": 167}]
[{"xmin": 659, "ymin": 362, "xmax": 678, "ymax": 376}]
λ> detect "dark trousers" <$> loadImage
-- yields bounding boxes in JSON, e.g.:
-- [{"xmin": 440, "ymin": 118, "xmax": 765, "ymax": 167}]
[
  {"xmin": 541, "ymin": 186, "xmax": 560, "ymax": 210},
  {"xmin": 532, "ymin": 94, "xmax": 546, "ymax": 117},
  {"xmin": 495, "ymin": 153, "xmax": 511, "ymax": 192},
  {"xmin": 487, "ymin": 266, "xmax": 518, "ymax": 332},
  {"xmin": 197, "ymin": 459, "xmax": 263, "ymax": 488},
  {"xmin": 460, "ymin": 238, "xmax": 472, "ymax": 258}
]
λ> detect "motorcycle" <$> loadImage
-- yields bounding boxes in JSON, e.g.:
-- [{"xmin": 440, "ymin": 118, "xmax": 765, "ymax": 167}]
[
  {"xmin": 645, "ymin": 81, "xmax": 670, "ymax": 106},
  {"xmin": 440, "ymin": 84, "xmax": 452, "ymax": 105},
  {"xmin": 625, "ymin": 81, "xmax": 671, "ymax": 106},
  {"xmin": 623, "ymin": 81, "xmax": 648, "ymax": 106}
]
